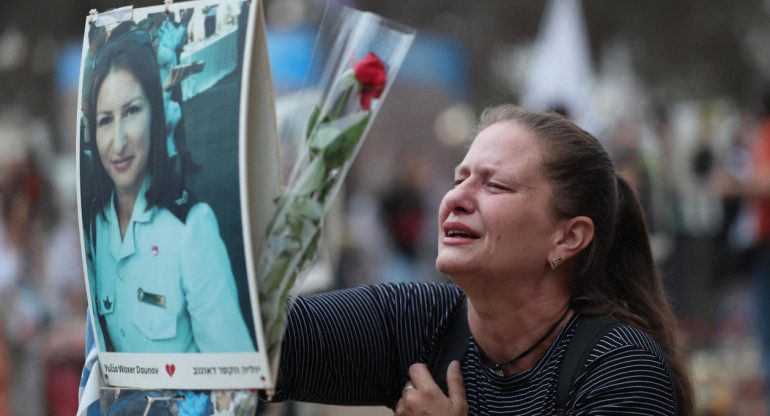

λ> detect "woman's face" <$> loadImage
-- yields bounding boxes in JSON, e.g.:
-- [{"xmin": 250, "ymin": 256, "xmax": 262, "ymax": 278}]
[
  {"xmin": 436, "ymin": 121, "xmax": 562, "ymax": 281},
  {"xmin": 95, "ymin": 68, "xmax": 152, "ymax": 199}
]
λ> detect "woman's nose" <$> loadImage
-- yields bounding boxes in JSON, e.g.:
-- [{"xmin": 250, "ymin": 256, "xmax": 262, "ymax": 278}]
[
  {"xmin": 114, "ymin": 119, "xmax": 127, "ymax": 153},
  {"xmin": 444, "ymin": 182, "xmax": 475, "ymax": 214}
]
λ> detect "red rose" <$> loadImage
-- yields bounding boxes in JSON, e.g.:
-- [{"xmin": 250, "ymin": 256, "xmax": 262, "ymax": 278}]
[{"xmin": 352, "ymin": 52, "xmax": 386, "ymax": 111}]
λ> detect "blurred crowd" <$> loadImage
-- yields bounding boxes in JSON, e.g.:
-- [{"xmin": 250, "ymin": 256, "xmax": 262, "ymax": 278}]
[
  {"xmin": 2, "ymin": 0, "xmax": 770, "ymax": 415},
  {"xmin": 0, "ymin": 107, "xmax": 87, "ymax": 416}
]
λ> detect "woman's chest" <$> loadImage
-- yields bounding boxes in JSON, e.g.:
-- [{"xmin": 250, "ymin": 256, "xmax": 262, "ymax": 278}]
[
  {"xmin": 462, "ymin": 346, "xmax": 558, "ymax": 416},
  {"xmin": 94, "ymin": 217, "xmax": 187, "ymax": 319}
]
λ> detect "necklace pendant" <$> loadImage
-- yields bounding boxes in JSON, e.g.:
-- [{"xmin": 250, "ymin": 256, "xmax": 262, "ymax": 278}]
[{"xmin": 494, "ymin": 368, "xmax": 504, "ymax": 377}]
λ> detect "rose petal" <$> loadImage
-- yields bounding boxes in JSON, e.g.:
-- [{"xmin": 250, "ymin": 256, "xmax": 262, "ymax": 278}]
[{"xmin": 352, "ymin": 52, "xmax": 387, "ymax": 110}]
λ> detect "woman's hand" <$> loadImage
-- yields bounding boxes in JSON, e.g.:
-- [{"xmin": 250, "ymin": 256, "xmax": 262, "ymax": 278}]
[{"xmin": 395, "ymin": 361, "xmax": 468, "ymax": 416}]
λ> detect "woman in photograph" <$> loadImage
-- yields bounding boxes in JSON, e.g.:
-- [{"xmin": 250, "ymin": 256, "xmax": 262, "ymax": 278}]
[
  {"xmin": 272, "ymin": 106, "xmax": 693, "ymax": 415},
  {"xmin": 84, "ymin": 28, "xmax": 254, "ymax": 353}
]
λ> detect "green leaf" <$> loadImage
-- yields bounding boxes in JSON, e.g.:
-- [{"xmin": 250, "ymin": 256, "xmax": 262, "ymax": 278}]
[
  {"xmin": 339, "ymin": 113, "xmax": 371, "ymax": 159},
  {"xmin": 295, "ymin": 156, "xmax": 327, "ymax": 195},
  {"xmin": 260, "ymin": 254, "xmax": 291, "ymax": 294},
  {"xmin": 323, "ymin": 113, "xmax": 371, "ymax": 169},
  {"xmin": 291, "ymin": 197, "xmax": 323, "ymax": 222},
  {"xmin": 265, "ymin": 194, "xmax": 291, "ymax": 235},
  {"xmin": 306, "ymin": 105, "xmax": 321, "ymax": 140},
  {"xmin": 309, "ymin": 124, "xmax": 341, "ymax": 155},
  {"xmin": 285, "ymin": 212, "xmax": 305, "ymax": 235},
  {"xmin": 274, "ymin": 232, "xmax": 302, "ymax": 255},
  {"xmin": 301, "ymin": 230, "xmax": 321, "ymax": 265}
]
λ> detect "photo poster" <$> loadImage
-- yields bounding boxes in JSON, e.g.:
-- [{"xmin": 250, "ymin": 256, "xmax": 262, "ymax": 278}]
[{"xmin": 75, "ymin": 0, "xmax": 282, "ymax": 390}]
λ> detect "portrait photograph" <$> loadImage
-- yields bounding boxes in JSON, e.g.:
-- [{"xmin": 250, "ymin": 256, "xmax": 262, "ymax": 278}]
[{"xmin": 76, "ymin": 0, "xmax": 275, "ymax": 389}]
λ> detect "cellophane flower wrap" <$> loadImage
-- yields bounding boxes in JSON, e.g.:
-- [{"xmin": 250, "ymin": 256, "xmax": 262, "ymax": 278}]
[{"xmin": 258, "ymin": 7, "xmax": 415, "ymax": 359}]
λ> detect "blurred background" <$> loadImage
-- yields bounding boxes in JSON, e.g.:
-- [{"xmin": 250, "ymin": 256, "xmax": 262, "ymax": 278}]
[{"xmin": 2, "ymin": 0, "xmax": 770, "ymax": 414}]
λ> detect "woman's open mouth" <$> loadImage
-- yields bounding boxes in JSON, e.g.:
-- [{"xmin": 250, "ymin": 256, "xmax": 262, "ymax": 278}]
[{"xmin": 442, "ymin": 222, "xmax": 480, "ymax": 244}]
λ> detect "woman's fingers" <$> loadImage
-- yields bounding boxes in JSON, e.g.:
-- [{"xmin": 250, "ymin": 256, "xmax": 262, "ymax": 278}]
[
  {"xmin": 447, "ymin": 361, "xmax": 468, "ymax": 413},
  {"xmin": 408, "ymin": 363, "xmax": 434, "ymax": 388},
  {"xmin": 396, "ymin": 362, "xmax": 468, "ymax": 415}
]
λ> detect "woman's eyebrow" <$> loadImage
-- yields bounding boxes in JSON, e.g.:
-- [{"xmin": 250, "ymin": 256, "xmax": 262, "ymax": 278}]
[
  {"xmin": 459, "ymin": 162, "xmax": 533, "ymax": 188},
  {"xmin": 122, "ymin": 96, "xmax": 145, "ymax": 108},
  {"xmin": 454, "ymin": 163, "xmax": 494, "ymax": 177}
]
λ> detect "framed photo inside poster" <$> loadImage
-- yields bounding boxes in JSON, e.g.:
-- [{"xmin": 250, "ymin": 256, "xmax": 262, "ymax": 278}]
[{"xmin": 75, "ymin": 0, "xmax": 281, "ymax": 390}]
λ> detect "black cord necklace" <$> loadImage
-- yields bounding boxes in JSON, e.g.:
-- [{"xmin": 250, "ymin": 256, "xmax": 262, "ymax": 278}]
[{"xmin": 481, "ymin": 307, "xmax": 570, "ymax": 376}]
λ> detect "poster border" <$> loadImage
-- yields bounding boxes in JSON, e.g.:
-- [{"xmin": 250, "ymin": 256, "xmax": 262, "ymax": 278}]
[{"xmin": 75, "ymin": 0, "xmax": 275, "ymax": 390}]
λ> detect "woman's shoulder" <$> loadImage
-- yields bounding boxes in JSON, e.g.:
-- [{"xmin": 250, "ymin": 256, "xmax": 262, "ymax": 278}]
[
  {"xmin": 157, "ymin": 200, "xmax": 215, "ymax": 224},
  {"xmin": 589, "ymin": 321, "xmax": 669, "ymax": 363},
  {"xmin": 177, "ymin": 202, "xmax": 222, "ymax": 238},
  {"xmin": 567, "ymin": 318, "xmax": 678, "ymax": 412},
  {"xmin": 572, "ymin": 318, "xmax": 675, "ymax": 387},
  {"xmin": 153, "ymin": 182, "xmax": 201, "ymax": 225},
  {"xmin": 185, "ymin": 201, "xmax": 216, "ymax": 220},
  {"xmin": 149, "ymin": 201, "xmax": 219, "ymax": 240}
]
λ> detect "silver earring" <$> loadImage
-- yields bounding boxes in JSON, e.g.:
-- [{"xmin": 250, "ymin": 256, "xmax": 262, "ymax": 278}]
[{"xmin": 550, "ymin": 255, "xmax": 562, "ymax": 271}]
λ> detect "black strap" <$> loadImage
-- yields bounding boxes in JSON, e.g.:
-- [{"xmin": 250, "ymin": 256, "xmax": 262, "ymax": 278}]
[
  {"xmin": 554, "ymin": 315, "xmax": 620, "ymax": 415},
  {"xmin": 428, "ymin": 296, "xmax": 470, "ymax": 394}
]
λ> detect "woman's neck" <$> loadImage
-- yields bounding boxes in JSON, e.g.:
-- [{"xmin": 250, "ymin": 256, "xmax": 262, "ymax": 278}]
[
  {"xmin": 465, "ymin": 280, "xmax": 572, "ymax": 375},
  {"xmin": 115, "ymin": 187, "xmax": 139, "ymax": 240},
  {"xmin": 114, "ymin": 173, "xmax": 147, "ymax": 240}
]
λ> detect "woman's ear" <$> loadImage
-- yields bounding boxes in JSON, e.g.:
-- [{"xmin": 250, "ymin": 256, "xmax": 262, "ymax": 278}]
[{"xmin": 551, "ymin": 216, "xmax": 594, "ymax": 262}]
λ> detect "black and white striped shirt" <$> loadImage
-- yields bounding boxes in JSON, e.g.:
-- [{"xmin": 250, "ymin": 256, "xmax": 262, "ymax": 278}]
[{"xmin": 275, "ymin": 282, "xmax": 677, "ymax": 415}]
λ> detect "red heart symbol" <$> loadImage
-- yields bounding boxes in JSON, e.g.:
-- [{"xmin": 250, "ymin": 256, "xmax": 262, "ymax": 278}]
[{"xmin": 165, "ymin": 364, "xmax": 175, "ymax": 377}]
